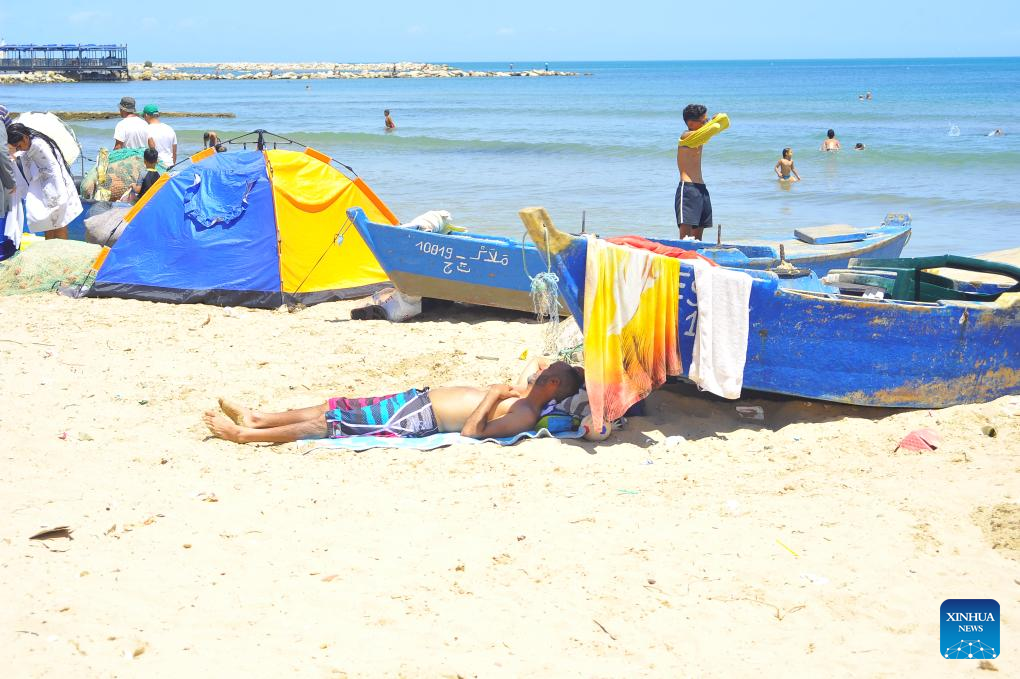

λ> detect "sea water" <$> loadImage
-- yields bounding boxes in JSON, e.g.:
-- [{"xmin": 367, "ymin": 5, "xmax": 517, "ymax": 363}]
[{"xmin": 3, "ymin": 57, "xmax": 1018, "ymax": 255}]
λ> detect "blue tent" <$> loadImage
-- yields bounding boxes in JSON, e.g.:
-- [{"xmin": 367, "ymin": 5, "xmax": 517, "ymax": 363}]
[{"xmin": 89, "ymin": 148, "xmax": 397, "ymax": 307}]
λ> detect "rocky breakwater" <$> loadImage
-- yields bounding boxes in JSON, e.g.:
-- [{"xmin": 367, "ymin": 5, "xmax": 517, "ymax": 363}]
[
  {"xmin": 0, "ymin": 71, "xmax": 76, "ymax": 84},
  {"xmin": 128, "ymin": 62, "xmax": 577, "ymax": 80}
]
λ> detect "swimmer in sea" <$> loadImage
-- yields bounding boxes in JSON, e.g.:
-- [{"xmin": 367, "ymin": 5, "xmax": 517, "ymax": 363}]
[
  {"xmin": 989, "ymin": 129, "xmax": 1005, "ymax": 137},
  {"xmin": 384, "ymin": 109, "xmax": 396, "ymax": 131},
  {"xmin": 774, "ymin": 147, "xmax": 801, "ymax": 182},
  {"xmin": 854, "ymin": 142, "xmax": 866, "ymax": 150},
  {"xmin": 821, "ymin": 128, "xmax": 841, "ymax": 152}
]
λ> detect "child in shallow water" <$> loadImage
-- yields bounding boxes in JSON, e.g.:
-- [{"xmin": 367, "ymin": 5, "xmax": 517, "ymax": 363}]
[{"xmin": 774, "ymin": 147, "xmax": 801, "ymax": 182}]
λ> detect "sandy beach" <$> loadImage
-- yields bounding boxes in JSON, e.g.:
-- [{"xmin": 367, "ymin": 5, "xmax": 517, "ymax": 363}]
[{"xmin": 1, "ymin": 293, "xmax": 1017, "ymax": 676}]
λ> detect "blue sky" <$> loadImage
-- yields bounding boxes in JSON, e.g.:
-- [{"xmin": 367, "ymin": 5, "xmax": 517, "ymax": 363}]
[{"xmin": 1, "ymin": 1, "xmax": 1017, "ymax": 62}]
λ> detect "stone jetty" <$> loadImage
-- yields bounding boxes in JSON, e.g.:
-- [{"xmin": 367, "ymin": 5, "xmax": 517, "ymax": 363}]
[
  {"xmin": 1, "ymin": 62, "xmax": 578, "ymax": 85},
  {"xmin": 125, "ymin": 61, "xmax": 577, "ymax": 81},
  {"xmin": 0, "ymin": 71, "xmax": 77, "ymax": 84}
]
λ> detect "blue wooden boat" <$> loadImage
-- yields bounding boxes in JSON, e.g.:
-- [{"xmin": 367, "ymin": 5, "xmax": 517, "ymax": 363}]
[
  {"xmin": 516, "ymin": 207, "xmax": 1020, "ymax": 409},
  {"xmin": 348, "ymin": 208, "xmax": 910, "ymax": 315}
]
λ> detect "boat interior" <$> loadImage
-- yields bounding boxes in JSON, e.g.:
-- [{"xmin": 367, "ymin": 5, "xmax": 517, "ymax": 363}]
[{"xmin": 824, "ymin": 255, "xmax": 1020, "ymax": 303}]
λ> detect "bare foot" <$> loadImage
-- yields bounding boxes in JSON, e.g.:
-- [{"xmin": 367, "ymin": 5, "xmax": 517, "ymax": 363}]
[
  {"xmin": 204, "ymin": 410, "xmax": 246, "ymax": 443},
  {"xmin": 218, "ymin": 398, "xmax": 255, "ymax": 427}
]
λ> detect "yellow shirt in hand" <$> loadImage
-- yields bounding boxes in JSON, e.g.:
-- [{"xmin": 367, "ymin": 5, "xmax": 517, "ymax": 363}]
[{"xmin": 679, "ymin": 113, "xmax": 730, "ymax": 148}]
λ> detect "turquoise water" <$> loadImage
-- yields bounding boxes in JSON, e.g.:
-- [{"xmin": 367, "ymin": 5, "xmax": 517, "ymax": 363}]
[{"xmin": 4, "ymin": 58, "xmax": 1019, "ymax": 254}]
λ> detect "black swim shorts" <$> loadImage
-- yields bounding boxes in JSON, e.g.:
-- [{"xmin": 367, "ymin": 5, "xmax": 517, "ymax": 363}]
[{"xmin": 674, "ymin": 182, "xmax": 713, "ymax": 230}]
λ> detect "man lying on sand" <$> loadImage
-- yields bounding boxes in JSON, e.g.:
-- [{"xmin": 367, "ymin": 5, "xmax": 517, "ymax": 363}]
[{"xmin": 204, "ymin": 360, "xmax": 583, "ymax": 443}]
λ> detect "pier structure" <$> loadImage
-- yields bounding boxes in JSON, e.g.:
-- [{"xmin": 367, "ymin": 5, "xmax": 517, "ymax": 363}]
[{"xmin": 0, "ymin": 44, "xmax": 128, "ymax": 81}]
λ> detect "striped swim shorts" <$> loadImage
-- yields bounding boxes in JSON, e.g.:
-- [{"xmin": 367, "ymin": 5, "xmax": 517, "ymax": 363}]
[{"xmin": 325, "ymin": 388, "xmax": 440, "ymax": 438}]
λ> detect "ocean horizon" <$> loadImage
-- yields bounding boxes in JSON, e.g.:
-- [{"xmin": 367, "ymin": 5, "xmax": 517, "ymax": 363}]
[{"xmin": 4, "ymin": 56, "xmax": 1018, "ymax": 255}]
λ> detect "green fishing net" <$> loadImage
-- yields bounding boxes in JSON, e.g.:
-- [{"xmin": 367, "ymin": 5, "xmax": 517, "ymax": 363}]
[
  {"xmin": 79, "ymin": 148, "xmax": 167, "ymax": 202},
  {"xmin": 0, "ymin": 240, "xmax": 101, "ymax": 295}
]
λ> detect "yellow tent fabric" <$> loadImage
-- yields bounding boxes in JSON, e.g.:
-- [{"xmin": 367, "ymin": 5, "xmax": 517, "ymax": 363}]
[{"xmin": 267, "ymin": 148, "xmax": 398, "ymax": 297}]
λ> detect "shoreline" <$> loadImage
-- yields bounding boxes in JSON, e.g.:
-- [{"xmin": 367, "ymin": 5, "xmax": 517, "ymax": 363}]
[{"xmin": 0, "ymin": 61, "xmax": 579, "ymax": 84}]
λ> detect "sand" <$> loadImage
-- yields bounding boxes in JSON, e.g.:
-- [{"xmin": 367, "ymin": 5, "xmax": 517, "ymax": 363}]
[{"xmin": 1, "ymin": 293, "xmax": 1017, "ymax": 677}]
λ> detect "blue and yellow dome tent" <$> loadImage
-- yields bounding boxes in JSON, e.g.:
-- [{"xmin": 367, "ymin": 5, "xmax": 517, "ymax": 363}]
[{"xmin": 89, "ymin": 140, "xmax": 397, "ymax": 308}]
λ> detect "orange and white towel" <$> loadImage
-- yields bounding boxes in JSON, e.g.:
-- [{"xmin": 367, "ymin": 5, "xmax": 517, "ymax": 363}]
[{"xmin": 583, "ymin": 238, "xmax": 681, "ymax": 430}]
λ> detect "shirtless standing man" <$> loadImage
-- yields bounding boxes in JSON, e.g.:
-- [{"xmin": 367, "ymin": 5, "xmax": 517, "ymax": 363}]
[
  {"xmin": 676, "ymin": 103, "xmax": 713, "ymax": 240},
  {"xmin": 203, "ymin": 359, "xmax": 582, "ymax": 443}
]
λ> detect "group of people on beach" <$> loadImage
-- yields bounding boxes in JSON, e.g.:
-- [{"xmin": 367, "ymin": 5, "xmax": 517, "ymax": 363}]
[
  {"xmin": 772, "ymin": 130, "xmax": 867, "ymax": 185},
  {"xmin": 114, "ymin": 96, "xmax": 223, "ymax": 199},
  {"xmin": 216, "ymin": 100, "xmax": 867, "ymax": 445},
  {"xmin": 0, "ymin": 95, "xmax": 230, "ymax": 249},
  {"xmin": 113, "ymin": 96, "xmax": 178, "ymax": 167},
  {"xmin": 4, "ymin": 94, "xmax": 591, "ymax": 446},
  {"xmin": 674, "ymin": 104, "xmax": 874, "ymax": 239}
]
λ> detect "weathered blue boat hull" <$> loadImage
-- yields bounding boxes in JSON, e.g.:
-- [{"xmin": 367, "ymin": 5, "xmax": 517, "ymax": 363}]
[
  {"xmin": 525, "ymin": 218, "xmax": 1019, "ymax": 409},
  {"xmin": 348, "ymin": 208, "xmax": 909, "ymax": 314},
  {"xmin": 350, "ymin": 208, "xmax": 557, "ymax": 313}
]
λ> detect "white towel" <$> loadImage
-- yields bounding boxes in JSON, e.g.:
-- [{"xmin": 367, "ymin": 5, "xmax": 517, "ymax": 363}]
[{"xmin": 688, "ymin": 265, "xmax": 753, "ymax": 399}]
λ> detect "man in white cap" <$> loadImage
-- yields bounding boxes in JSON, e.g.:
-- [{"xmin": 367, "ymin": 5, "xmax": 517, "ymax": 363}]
[
  {"xmin": 113, "ymin": 96, "xmax": 149, "ymax": 150},
  {"xmin": 143, "ymin": 104, "xmax": 177, "ymax": 166}
]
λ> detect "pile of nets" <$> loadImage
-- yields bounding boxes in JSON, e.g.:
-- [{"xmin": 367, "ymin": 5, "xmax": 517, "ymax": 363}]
[
  {"xmin": 84, "ymin": 203, "xmax": 132, "ymax": 245},
  {"xmin": 0, "ymin": 239, "xmax": 101, "ymax": 295},
  {"xmin": 79, "ymin": 148, "xmax": 166, "ymax": 202}
]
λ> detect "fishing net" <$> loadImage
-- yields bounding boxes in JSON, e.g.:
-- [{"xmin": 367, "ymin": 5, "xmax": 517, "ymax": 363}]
[
  {"xmin": 79, "ymin": 148, "xmax": 166, "ymax": 202},
  {"xmin": 524, "ymin": 236, "xmax": 583, "ymax": 361},
  {"xmin": 0, "ymin": 239, "xmax": 101, "ymax": 295},
  {"xmin": 530, "ymin": 271, "xmax": 561, "ymax": 354},
  {"xmin": 553, "ymin": 318, "xmax": 584, "ymax": 364}
]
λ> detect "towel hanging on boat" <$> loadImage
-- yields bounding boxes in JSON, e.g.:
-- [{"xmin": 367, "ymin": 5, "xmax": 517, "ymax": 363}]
[
  {"xmin": 583, "ymin": 238, "xmax": 681, "ymax": 431},
  {"xmin": 688, "ymin": 263, "xmax": 753, "ymax": 399}
]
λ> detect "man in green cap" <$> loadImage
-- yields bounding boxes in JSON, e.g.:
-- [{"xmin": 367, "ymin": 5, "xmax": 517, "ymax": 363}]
[{"xmin": 143, "ymin": 103, "xmax": 177, "ymax": 167}]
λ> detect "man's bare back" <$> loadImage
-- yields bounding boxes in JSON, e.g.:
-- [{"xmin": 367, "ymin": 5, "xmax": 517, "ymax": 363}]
[{"xmin": 821, "ymin": 129, "xmax": 841, "ymax": 151}]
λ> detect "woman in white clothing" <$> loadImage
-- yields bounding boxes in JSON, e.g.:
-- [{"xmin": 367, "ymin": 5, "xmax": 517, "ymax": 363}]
[{"xmin": 6, "ymin": 122, "xmax": 83, "ymax": 240}]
